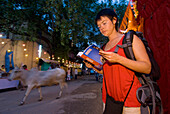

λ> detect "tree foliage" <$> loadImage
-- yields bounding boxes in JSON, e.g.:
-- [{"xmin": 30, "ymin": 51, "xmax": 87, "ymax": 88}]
[{"xmin": 0, "ymin": 0, "xmax": 128, "ymax": 60}]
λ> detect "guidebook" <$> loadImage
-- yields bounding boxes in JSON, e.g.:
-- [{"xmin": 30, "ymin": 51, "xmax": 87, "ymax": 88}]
[{"xmin": 77, "ymin": 44, "xmax": 103, "ymax": 69}]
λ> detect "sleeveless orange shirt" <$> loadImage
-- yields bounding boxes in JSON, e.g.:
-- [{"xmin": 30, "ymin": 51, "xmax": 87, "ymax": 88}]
[{"xmin": 102, "ymin": 35, "xmax": 141, "ymax": 107}]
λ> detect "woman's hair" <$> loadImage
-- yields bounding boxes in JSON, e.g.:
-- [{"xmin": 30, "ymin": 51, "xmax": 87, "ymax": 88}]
[{"xmin": 95, "ymin": 8, "xmax": 118, "ymax": 31}]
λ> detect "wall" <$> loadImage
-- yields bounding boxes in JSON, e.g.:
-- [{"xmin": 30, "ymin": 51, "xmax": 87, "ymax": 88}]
[
  {"xmin": 137, "ymin": 0, "xmax": 169, "ymax": 113},
  {"xmin": 0, "ymin": 38, "xmax": 50, "ymax": 70}
]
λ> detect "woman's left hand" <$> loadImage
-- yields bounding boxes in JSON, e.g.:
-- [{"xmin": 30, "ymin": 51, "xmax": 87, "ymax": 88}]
[{"xmin": 99, "ymin": 50, "xmax": 121, "ymax": 63}]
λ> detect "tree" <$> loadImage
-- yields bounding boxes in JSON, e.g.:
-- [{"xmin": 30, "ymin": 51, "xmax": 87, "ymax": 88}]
[{"xmin": 0, "ymin": 0, "xmax": 128, "ymax": 60}]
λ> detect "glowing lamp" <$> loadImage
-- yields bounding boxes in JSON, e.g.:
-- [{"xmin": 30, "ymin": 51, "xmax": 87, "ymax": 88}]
[{"xmin": 23, "ymin": 44, "xmax": 26, "ymax": 47}]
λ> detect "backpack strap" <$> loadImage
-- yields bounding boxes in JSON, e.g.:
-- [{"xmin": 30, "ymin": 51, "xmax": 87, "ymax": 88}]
[
  {"xmin": 122, "ymin": 30, "xmax": 136, "ymax": 60},
  {"xmin": 103, "ymin": 73, "xmax": 134, "ymax": 103},
  {"xmin": 114, "ymin": 31, "xmax": 135, "ymax": 61}
]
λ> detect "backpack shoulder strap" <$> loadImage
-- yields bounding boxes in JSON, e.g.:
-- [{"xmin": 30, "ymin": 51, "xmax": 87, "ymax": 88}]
[
  {"xmin": 122, "ymin": 30, "xmax": 136, "ymax": 60},
  {"xmin": 121, "ymin": 31, "xmax": 144, "ymax": 84}
]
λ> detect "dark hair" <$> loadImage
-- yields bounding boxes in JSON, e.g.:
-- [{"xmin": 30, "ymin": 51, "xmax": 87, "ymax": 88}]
[
  {"xmin": 95, "ymin": 8, "xmax": 118, "ymax": 31},
  {"xmin": 38, "ymin": 59, "xmax": 44, "ymax": 66},
  {"xmin": 1, "ymin": 65, "xmax": 5, "ymax": 67},
  {"xmin": 23, "ymin": 65, "xmax": 27, "ymax": 69}
]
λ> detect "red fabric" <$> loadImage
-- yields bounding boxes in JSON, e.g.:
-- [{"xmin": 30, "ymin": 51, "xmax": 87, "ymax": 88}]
[
  {"xmin": 137, "ymin": 0, "xmax": 170, "ymax": 113},
  {"xmin": 102, "ymin": 36, "xmax": 141, "ymax": 107}
]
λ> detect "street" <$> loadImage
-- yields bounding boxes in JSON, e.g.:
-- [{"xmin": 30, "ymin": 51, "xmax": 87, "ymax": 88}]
[{"xmin": 0, "ymin": 75, "xmax": 103, "ymax": 114}]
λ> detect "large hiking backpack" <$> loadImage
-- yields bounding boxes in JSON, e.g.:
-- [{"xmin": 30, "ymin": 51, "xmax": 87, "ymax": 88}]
[{"xmin": 115, "ymin": 30, "xmax": 163, "ymax": 114}]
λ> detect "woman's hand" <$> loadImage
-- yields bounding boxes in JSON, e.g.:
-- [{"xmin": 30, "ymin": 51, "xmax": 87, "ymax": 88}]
[
  {"xmin": 83, "ymin": 60, "xmax": 93, "ymax": 68},
  {"xmin": 100, "ymin": 56, "xmax": 106, "ymax": 64},
  {"xmin": 98, "ymin": 35, "xmax": 151, "ymax": 74},
  {"xmin": 83, "ymin": 60, "xmax": 103, "ymax": 74},
  {"xmin": 99, "ymin": 50, "xmax": 121, "ymax": 63}
]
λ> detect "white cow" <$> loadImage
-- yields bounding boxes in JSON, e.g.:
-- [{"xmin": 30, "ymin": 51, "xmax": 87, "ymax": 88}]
[{"xmin": 8, "ymin": 67, "xmax": 67, "ymax": 105}]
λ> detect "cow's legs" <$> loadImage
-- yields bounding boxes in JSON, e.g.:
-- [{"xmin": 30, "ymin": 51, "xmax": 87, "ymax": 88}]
[
  {"xmin": 37, "ymin": 87, "xmax": 43, "ymax": 101},
  {"xmin": 56, "ymin": 82, "xmax": 67, "ymax": 99},
  {"xmin": 56, "ymin": 83, "xmax": 63, "ymax": 99},
  {"xmin": 19, "ymin": 85, "xmax": 34, "ymax": 106}
]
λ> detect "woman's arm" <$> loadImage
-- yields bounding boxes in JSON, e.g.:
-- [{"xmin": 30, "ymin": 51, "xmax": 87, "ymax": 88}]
[{"xmin": 99, "ymin": 35, "xmax": 151, "ymax": 74}]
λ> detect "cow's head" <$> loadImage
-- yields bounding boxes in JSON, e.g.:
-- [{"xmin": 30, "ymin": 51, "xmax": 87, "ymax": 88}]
[{"xmin": 8, "ymin": 67, "xmax": 23, "ymax": 81}]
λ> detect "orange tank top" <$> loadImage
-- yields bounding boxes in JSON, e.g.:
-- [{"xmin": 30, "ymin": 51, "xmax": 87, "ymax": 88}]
[{"xmin": 102, "ymin": 35, "xmax": 141, "ymax": 107}]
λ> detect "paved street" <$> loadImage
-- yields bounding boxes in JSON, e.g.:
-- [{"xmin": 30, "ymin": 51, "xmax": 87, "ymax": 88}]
[{"xmin": 0, "ymin": 75, "xmax": 103, "ymax": 114}]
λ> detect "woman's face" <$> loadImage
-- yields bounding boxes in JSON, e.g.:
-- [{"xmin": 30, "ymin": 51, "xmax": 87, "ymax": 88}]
[{"xmin": 97, "ymin": 16, "xmax": 115, "ymax": 37}]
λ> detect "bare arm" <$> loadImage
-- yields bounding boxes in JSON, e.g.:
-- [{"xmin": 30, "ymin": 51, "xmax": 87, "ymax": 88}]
[{"xmin": 99, "ymin": 35, "xmax": 151, "ymax": 74}]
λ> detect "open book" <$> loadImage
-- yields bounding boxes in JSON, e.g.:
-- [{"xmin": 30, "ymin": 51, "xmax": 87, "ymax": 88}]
[{"xmin": 77, "ymin": 44, "xmax": 103, "ymax": 69}]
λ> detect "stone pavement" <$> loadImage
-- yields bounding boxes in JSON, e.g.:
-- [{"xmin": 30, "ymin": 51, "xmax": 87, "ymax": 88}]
[{"xmin": 0, "ymin": 75, "xmax": 103, "ymax": 114}]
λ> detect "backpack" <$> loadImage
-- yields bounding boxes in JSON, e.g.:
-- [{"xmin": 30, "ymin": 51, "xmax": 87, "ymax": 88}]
[{"xmin": 115, "ymin": 30, "xmax": 163, "ymax": 114}]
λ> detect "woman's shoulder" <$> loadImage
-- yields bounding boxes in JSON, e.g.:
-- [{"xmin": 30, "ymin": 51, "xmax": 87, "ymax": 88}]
[{"xmin": 132, "ymin": 34, "xmax": 143, "ymax": 45}]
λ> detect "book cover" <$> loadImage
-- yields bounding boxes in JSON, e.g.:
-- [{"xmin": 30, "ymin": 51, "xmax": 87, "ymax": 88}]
[{"xmin": 77, "ymin": 44, "xmax": 103, "ymax": 69}]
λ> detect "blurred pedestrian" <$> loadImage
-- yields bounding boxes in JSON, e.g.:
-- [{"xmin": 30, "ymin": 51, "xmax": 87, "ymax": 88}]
[
  {"xmin": 67, "ymin": 68, "xmax": 71, "ymax": 81},
  {"xmin": 1, "ymin": 65, "xmax": 6, "ymax": 72},
  {"xmin": 75, "ymin": 68, "xmax": 78, "ymax": 79},
  {"xmin": 72, "ymin": 67, "xmax": 75, "ymax": 79},
  {"xmin": 38, "ymin": 58, "xmax": 51, "ymax": 71},
  {"xmin": 95, "ymin": 70, "xmax": 99, "ymax": 81},
  {"xmin": 22, "ymin": 65, "xmax": 28, "ymax": 70}
]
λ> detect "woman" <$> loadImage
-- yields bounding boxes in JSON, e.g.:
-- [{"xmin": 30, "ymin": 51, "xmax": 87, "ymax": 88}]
[{"xmin": 84, "ymin": 8, "xmax": 151, "ymax": 114}]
